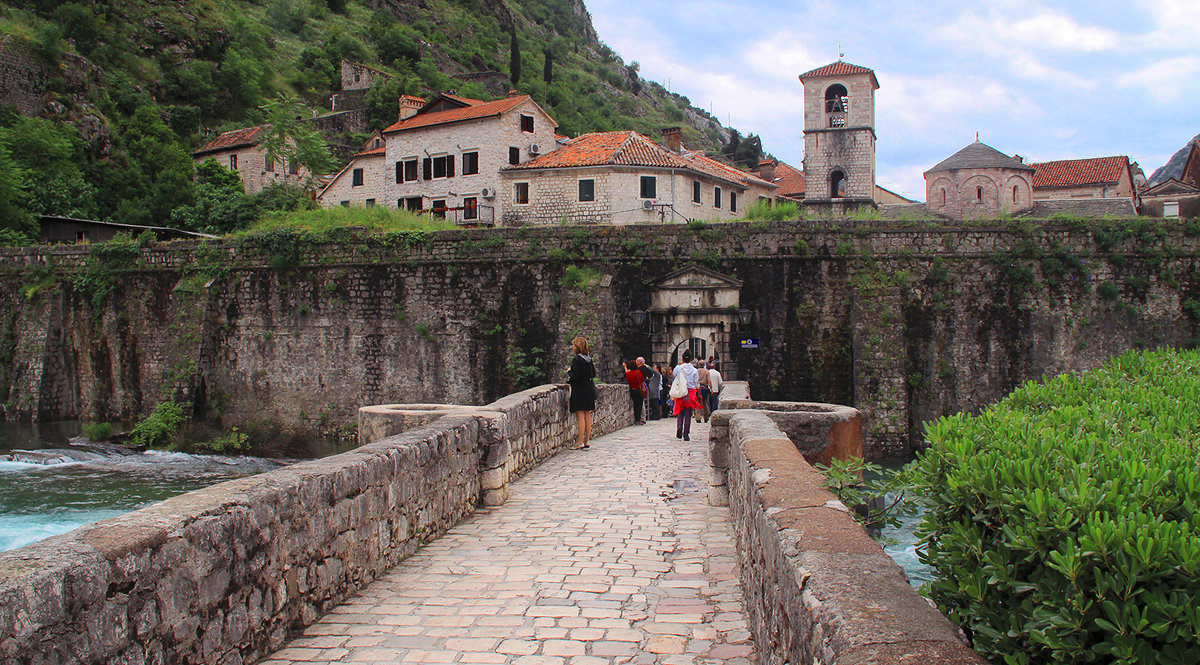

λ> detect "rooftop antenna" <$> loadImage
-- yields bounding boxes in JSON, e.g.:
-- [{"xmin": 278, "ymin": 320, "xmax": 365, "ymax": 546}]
[{"xmin": 838, "ymin": 43, "xmax": 844, "ymax": 60}]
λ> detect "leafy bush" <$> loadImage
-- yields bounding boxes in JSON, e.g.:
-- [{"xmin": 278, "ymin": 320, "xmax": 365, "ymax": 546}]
[
  {"xmin": 743, "ymin": 199, "xmax": 800, "ymax": 221},
  {"xmin": 911, "ymin": 348, "xmax": 1200, "ymax": 663},
  {"xmin": 81, "ymin": 421, "xmax": 114, "ymax": 441},
  {"xmin": 193, "ymin": 427, "xmax": 251, "ymax": 455},
  {"xmin": 127, "ymin": 401, "xmax": 186, "ymax": 449}
]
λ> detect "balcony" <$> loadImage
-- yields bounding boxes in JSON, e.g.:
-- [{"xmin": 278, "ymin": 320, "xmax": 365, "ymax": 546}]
[{"xmin": 427, "ymin": 203, "xmax": 495, "ymax": 227}]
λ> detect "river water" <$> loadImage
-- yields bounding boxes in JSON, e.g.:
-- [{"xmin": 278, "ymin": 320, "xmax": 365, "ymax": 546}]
[{"xmin": 0, "ymin": 421, "xmax": 300, "ymax": 552}]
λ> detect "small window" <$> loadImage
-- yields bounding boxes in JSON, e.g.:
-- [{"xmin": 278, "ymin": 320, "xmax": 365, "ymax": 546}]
[
  {"xmin": 265, "ymin": 155, "xmax": 275, "ymax": 172},
  {"xmin": 640, "ymin": 176, "xmax": 657, "ymax": 199},
  {"xmin": 831, "ymin": 171, "xmax": 846, "ymax": 198},
  {"xmin": 352, "ymin": 168, "xmax": 364, "ymax": 187},
  {"xmin": 339, "ymin": 200, "xmax": 350, "ymax": 207},
  {"xmin": 462, "ymin": 151, "xmax": 479, "ymax": 175},
  {"xmin": 365, "ymin": 198, "xmax": 376, "ymax": 207},
  {"xmin": 509, "ymin": 147, "xmax": 520, "ymax": 165},
  {"xmin": 1164, "ymin": 201, "xmax": 1180, "ymax": 218},
  {"xmin": 289, "ymin": 160, "xmax": 299, "ymax": 175},
  {"xmin": 514, "ymin": 182, "xmax": 530, "ymax": 205},
  {"xmin": 431, "ymin": 155, "xmax": 454, "ymax": 179},
  {"xmin": 1013, "ymin": 186, "xmax": 1019, "ymax": 203},
  {"xmin": 230, "ymin": 154, "xmax": 238, "ymax": 170},
  {"xmin": 520, "ymin": 114, "xmax": 534, "ymax": 133},
  {"xmin": 578, "ymin": 179, "xmax": 595, "ymax": 202},
  {"xmin": 714, "ymin": 186, "xmax": 722, "ymax": 208},
  {"xmin": 693, "ymin": 180, "xmax": 701, "ymax": 204},
  {"xmin": 463, "ymin": 197, "xmax": 478, "ymax": 220},
  {"xmin": 404, "ymin": 197, "xmax": 422, "ymax": 211},
  {"xmin": 730, "ymin": 191, "xmax": 737, "ymax": 213},
  {"xmin": 976, "ymin": 186, "xmax": 983, "ymax": 202},
  {"xmin": 432, "ymin": 199, "xmax": 447, "ymax": 218},
  {"xmin": 940, "ymin": 188, "xmax": 946, "ymax": 206},
  {"xmin": 398, "ymin": 159, "xmax": 418, "ymax": 183}
]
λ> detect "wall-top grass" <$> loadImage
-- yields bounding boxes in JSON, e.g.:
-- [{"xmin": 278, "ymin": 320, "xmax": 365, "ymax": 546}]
[{"xmin": 912, "ymin": 347, "xmax": 1200, "ymax": 663}]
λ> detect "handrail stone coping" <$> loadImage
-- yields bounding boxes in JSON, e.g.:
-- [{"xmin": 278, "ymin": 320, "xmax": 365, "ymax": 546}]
[
  {"xmin": 0, "ymin": 383, "xmax": 632, "ymax": 664},
  {"xmin": 716, "ymin": 399, "xmax": 986, "ymax": 663}
]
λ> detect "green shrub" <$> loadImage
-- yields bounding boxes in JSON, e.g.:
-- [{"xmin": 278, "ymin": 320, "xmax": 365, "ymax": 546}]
[
  {"xmin": 81, "ymin": 421, "xmax": 114, "ymax": 441},
  {"xmin": 193, "ymin": 427, "xmax": 251, "ymax": 455},
  {"xmin": 127, "ymin": 401, "xmax": 186, "ymax": 449},
  {"xmin": 911, "ymin": 348, "xmax": 1200, "ymax": 663}
]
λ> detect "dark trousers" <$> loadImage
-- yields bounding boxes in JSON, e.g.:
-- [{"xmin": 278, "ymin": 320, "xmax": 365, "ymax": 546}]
[
  {"xmin": 648, "ymin": 396, "xmax": 660, "ymax": 419},
  {"xmin": 629, "ymin": 389, "xmax": 643, "ymax": 422}
]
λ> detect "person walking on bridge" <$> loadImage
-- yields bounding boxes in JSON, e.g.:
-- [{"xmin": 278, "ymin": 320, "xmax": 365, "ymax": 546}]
[
  {"xmin": 567, "ymin": 337, "xmax": 595, "ymax": 449},
  {"xmin": 622, "ymin": 360, "xmax": 647, "ymax": 424},
  {"xmin": 672, "ymin": 350, "xmax": 703, "ymax": 441}
]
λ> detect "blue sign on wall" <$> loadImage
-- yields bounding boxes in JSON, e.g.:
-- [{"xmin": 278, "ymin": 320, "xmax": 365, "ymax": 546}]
[{"xmin": 740, "ymin": 338, "xmax": 759, "ymax": 349}]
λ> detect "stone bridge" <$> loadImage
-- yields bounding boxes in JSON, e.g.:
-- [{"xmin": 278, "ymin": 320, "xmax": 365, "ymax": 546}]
[{"xmin": 0, "ymin": 383, "xmax": 985, "ymax": 664}]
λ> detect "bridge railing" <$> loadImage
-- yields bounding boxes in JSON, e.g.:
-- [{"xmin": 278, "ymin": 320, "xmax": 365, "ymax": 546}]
[
  {"xmin": 0, "ymin": 383, "xmax": 631, "ymax": 665},
  {"xmin": 709, "ymin": 382, "xmax": 987, "ymax": 664}
]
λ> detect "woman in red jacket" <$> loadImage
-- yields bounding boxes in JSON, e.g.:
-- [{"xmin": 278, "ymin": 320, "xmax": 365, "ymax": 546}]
[{"xmin": 622, "ymin": 360, "xmax": 646, "ymax": 424}]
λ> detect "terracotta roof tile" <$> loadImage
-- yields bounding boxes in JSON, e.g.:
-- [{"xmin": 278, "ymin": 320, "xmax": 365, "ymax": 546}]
[
  {"xmin": 355, "ymin": 146, "xmax": 386, "ymax": 157},
  {"xmin": 773, "ymin": 161, "xmax": 806, "ymax": 198},
  {"xmin": 800, "ymin": 61, "xmax": 875, "ymax": 79},
  {"xmin": 1031, "ymin": 156, "xmax": 1129, "ymax": 188},
  {"xmin": 507, "ymin": 131, "xmax": 775, "ymax": 190},
  {"xmin": 383, "ymin": 95, "xmax": 531, "ymax": 133},
  {"xmin": 193, "ymin": 126, "xmax": 267, "ymax": 155}
]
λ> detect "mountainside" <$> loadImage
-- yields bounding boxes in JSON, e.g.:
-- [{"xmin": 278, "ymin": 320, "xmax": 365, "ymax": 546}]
[
  {"xmin": 0, "ymin": 0, "xmax": 764, "ymax": 239},
  {"xmin": 1148, "ymin": 132, "xmax": 1200, "ymax": 185}
]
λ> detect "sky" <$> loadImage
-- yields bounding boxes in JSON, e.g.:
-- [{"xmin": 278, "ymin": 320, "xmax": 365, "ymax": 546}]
[{"xmin": 585, "ymin": 0, "xmax": 1200, "ymax": 201}]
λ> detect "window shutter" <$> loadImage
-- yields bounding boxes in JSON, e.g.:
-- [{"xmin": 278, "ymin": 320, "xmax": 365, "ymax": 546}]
[
  {"xmin": 396, "ymin": 161, "xmax": 403, "ymax": 183},
  {"xmin": 448, "ymin": 155, "xmax": 455, "ymax": 178},
  {"xmin": 423, "ymin": 158, "xmax": 432, "ymax": 180}
]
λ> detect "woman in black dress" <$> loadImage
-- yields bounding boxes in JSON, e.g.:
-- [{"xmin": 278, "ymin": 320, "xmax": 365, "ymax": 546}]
[{"xmin": 567, "ymin": 336, "xmax": 596, "ymax": 449}]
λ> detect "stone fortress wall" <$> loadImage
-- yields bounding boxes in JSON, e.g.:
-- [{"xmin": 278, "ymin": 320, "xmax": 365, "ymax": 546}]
[
  {"xmin": 2, "ymin": 219, "xmax": 1198, "ymax": 460},
  {"xmin": 0, "ymin": 383, "xmax": 633, "ymax": 664}
]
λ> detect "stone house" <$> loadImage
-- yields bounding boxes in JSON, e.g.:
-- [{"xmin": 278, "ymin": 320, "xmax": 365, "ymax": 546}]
[
  {"xmin": 318, "ymin": 92, "xmax": 560, "ymax": 225},
  {"xmin": 498, "ymin": 129, "xmax": 778, "ymax": 226},
  {"xmin": 1030, "ymin": 156, "xmax": 1140, "ymax": 209},
  {"xmin": 924, "ymin": 140, "xmax": 1036, "ymax": 219},
  {"xmin": 316, "ymin": 133, "xmax": 387, "ymax": 208},
  {"xmin": 751, "ymin": 158, "xmax": 912, "ymax": 206},
  {"xmin": 192, "ymin": 126, "xmax": 310, "ymax": 194},
  {"xmin": 1141, "ymin": 141, "xmax": 1200, "ymax": 218}
]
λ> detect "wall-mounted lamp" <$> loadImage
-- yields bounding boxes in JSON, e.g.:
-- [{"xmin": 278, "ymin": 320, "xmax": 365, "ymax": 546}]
[
  {"xmin": 630, "ymin": 310, "xmax": 647, "ymax": 329},
  {"xmin": 737, "ymin": 308, "xmax": 753, "ymax": 326}
]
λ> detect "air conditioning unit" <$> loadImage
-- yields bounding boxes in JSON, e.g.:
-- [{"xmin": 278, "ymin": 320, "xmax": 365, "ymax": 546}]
[
  {"xmin": 529, "ymin": 143, "xmax": 542, "ymax": 155},
  {"xmin": 480, "ymin": 187, "xmax": 495, "ymax": 198},
  {"xmin": 642, "ymin": 200, "xmax": 655, "ymax": 210}
]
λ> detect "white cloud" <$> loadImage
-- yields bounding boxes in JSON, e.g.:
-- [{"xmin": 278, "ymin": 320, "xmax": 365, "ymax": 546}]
[{"xmin": 1116, "ymin": 56, "xmax": 1200, "ymax": 101}]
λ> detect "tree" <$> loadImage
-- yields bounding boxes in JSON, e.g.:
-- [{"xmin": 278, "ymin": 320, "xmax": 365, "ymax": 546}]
[
  {"xmin": 170, "ymin": 159, "xmax": 253, "ymax": 234},
  {"xmin": 258, "ymin": 94, "xmax": 336, "ymax": 186},
  {"xmin": 117, "ymin": 107, "xmax": 195, "ymax": 226},
  {"xmin": 0, "ymin": 115, "xmax": 98, "ymax": 220},
  {"xmin": 543, "ymin": 47, "xmax": 553, "ymax": 84},
  {"xmin": 509, "ymin": 27, "xmax": 521, "ymax": 87},
  {"xmin": 0, "ymin": 143, "xmax": 34, "ymax": 243}
]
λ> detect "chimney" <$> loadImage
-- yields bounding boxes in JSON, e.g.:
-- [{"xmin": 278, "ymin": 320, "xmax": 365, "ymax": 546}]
[
  {"xmin": 397, "ymin": 95, "xmax": 424, "ymax": 121},
  {"xmin": 661, "ymin": 127, "xmax": 682, "ymax": 153},
  {"xmin": 507, "ymin": 89, "xmax": 521, "ymax": 98},
  {"xmin": 757, "ymin": 159, "xmax": 776, "ymax": 182}
]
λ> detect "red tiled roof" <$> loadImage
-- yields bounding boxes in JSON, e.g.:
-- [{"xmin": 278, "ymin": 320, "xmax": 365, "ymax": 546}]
[
  {"xmin": 400, "ymin": 94, "xmax": 426, "ymax": 103},
  {"xmin": 193, "ymin": 126, "xmax": 267, "ymax": 155},
  {"xmin": 355, "ymin": 146, "xmax": 386, "ymax": 157},
  {"xmin": 507, "ymin": 131, "xmax": 776, "ymax": 190},
  {"xmin": 800, "ymin": 61, "xmax": 875, "ymax": 79},
  {"xmin": 383, "ymin": 95, "xmax": 530, "ymax": 133},
  {"xmin": 1032, "ymin": 156, "xmax": 1129, "ymax": 188},
  {"xmin": 774, "ymin": 161, "xmax": 806, "ymax": 198}
]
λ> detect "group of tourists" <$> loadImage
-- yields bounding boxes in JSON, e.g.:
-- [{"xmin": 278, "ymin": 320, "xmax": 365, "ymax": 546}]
[{"xmin": 566, "ymin": 335, "xmax": 723, "ymax": 449}]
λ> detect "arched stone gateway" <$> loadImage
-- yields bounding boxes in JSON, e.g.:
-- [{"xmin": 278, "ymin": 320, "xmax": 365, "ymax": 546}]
[{"xmin": 646, "ymin": 265, "xmax": 749, "ymax": 377}]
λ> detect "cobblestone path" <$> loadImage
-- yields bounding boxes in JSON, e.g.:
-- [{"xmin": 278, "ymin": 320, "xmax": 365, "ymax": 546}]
[{"xmin": 262, "ymin": 417, "xmax": 755, "ymax": 664}]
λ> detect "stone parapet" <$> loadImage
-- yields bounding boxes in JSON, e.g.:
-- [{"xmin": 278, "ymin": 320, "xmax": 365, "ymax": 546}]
[
  {"xmin": 720, "ymin": 406, "xmax": 987, "ymax": 663},
  {"xmin": 0, "ymin": 382, "xmax": 632, "ymax": 664}
]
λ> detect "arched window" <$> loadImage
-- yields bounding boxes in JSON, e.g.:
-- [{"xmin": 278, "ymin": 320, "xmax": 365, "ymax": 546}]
[
  {"xmin": 940, "ymin": 188, "xmax": 946, "ymax": 206},
  {"xmin": 1013, "ymin": 185, "xmax": 1019, "ymax": 203},
  {"xmin": 976, "ymin": 186, "xmax": 983, "ymax": 202},
  {"xmin": 825, "ymin": 84, "xmax": 848, "ymax": 127},
  {"xmin": 831, "ymin": 170, "xmax": 846, "ymax": 198}
]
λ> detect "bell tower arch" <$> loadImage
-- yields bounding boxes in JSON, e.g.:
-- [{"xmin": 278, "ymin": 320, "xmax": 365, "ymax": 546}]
[{"xmin": 799, "ymin": 60, "xmax": 879, "ymax": 212}]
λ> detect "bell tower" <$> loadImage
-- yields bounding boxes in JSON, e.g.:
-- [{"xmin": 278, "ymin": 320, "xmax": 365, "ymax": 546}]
[{"xmin": 799, "ymin": 60, "xmax": 879, "ymax": 211}]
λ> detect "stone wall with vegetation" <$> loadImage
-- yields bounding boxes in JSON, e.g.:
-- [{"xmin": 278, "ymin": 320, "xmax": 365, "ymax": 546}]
[
  {"xmin": 717, "ymin": 403, "xmax": 987, "ymax": 663},
  {"xmin": 2, "ymin": 218, "xmax": 1197, "ymax": 457},
  {"xmin": 0, "ymin": 382, "xmax": 631, "ymax": 665}
]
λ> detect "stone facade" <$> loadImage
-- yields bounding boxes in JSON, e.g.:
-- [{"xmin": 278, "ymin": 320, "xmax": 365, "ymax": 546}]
[
  {"xmin": 711, "ymin": 396, "xmax": 987, "ymax": 663},
  {"xmin": 499, "ymin": 165, "xmax": 771, "ymax": 226},
  {"xmin": 800, "ymin": 63, "xmax": 878, "ymax": 205},
  {"xmin": 926, "ymin": 168, "xmax": 1035, "ymax": 219},
  {"xmin": 319, "ymin": 151, "xmax": 388, "ymax": 208},
  {"xmin": 3, "ymin": 220, "xmax": 1198, "ymax": 459},
  {"xmin": 319, "ymin": 97, "xmax": 559, "ymax": 223},
  {"xmin": 193, "ymin": 141, "xmax": 310, "ymax": 195},
  {"xmin": 0, "ymin": 383, "xmax": 633, "ymax": 665}
]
